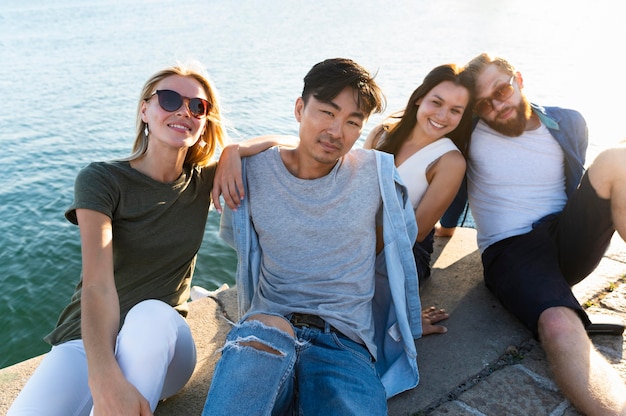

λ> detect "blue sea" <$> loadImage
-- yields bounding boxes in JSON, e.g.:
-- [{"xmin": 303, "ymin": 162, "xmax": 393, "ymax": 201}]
[{"xmin": 1, "ymin": 0, "xmax": 624, "ymax": 369}]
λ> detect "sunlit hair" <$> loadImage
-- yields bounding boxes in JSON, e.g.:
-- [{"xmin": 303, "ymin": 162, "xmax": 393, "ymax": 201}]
[
  {"xmin": 375, "ymin": 64, "xmax": 474, "ymax": 156},
  {"xmin": 127, "ymin": 62, "xmax": 226, "ymax": 167},
  {"xmin": 301, "ymin": 58, "xmax": 386, "ymax": 116},
  {"xmin": 462, "ymin": 52, "xmax": 516, "ymax": 95}
]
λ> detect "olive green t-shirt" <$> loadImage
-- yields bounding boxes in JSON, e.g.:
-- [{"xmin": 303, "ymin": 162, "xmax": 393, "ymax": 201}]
[{"xmin": 44, "ymin": 160, "xmax": 216, "ymax": 345}]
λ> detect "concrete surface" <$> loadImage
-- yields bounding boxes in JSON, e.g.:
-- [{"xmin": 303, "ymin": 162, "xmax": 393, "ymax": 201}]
[{"xmin": 1, "ymin": 227, "xmax": 625, "ymax": 415}]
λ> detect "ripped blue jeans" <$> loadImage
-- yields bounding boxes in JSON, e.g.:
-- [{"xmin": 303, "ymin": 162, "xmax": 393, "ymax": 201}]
[{"xmin": 201, "ymin": 318, "xmax": 387, "ymax": 416}]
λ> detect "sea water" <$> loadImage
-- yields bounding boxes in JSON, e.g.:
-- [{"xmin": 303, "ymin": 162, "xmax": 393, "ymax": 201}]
[{"xmin": 1, "ymin": 0, "xmax": 625, "ymax": 368}]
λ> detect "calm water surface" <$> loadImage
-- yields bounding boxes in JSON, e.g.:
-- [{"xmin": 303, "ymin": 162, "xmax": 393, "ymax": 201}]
[{"xmin": 1, "ymin": 0, "xmax": 625, "ymax": 368}]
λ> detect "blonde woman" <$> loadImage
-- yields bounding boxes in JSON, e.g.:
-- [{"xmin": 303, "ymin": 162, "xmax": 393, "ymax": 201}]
[{"xmin": 10, "ymin": 62, "xmax": 242, "ymax": 415}]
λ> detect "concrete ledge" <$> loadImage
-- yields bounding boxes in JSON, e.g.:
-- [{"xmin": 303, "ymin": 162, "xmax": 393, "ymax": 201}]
[
  {"xmin": 154, "ymin": 288, "xmax": 237, "ymax": 415},
  {"xmin": 0, "ymin": 289, "xmax": 237, "ymax": 415},
  {"xmin": 2, "ymin": 228, "xmax": 625, "ymax": 416}
]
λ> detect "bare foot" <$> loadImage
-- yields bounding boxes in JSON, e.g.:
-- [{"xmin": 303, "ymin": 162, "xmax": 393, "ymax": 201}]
[
  {"xmin": 434, "ymin": 224, "xmax": 456, "ymax": 238},
  {"xmin": 422, "ymin": 306, "xmax": 449, "ymax": 335}
]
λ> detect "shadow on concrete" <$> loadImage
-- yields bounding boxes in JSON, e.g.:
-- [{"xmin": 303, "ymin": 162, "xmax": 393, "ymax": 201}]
[{"xmin": 388, "ymin": 229, "xmax": 531, "ymax": 415}]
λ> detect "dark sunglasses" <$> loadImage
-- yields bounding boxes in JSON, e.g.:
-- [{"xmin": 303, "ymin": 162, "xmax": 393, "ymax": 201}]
[
  {"xmin": 474, "ymin": 75, "xmax": 515, "ymax": 117},
  {"xmin": 149, "ymin": 89, "xmax": 211, "ymax": 119}
]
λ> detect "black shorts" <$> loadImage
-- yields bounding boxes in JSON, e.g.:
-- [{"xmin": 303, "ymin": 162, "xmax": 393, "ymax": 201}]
[{"xmin": 482, "ymin": 172, "xmax": 614, "ymax": 337}]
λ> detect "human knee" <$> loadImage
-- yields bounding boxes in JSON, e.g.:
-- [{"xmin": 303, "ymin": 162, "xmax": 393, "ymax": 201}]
[
  {"xmin": 245, "ymin": 314, "xmax": 295, "ymax": 337},
  {"xmin": 229, "ymin": 315, "xmax": 295, "ymax": 356},
  {"xmin": 588, "ymin": 146, "xmax": 626, "ymax": 199},
  {"xmin": 119, "ymin": 300, "xmax": 180, "ymax": 352},
  {"xmin": 126, "ymin": 299, "xmax": 176, "ymax": 323},
  {"xmin": 595, "ymin": 146, "xmax": 626, "ymax": 167},
  {"xmin": 123, "ymin": 300, "xmax": 179, "ymax": 336},
  {"xmin": 538, "ymin": 307, "xmax": 584, "ymax": 345},
  {"xmin": 135, "ymin": 298, "xmax": 172, "ymax": 312}
]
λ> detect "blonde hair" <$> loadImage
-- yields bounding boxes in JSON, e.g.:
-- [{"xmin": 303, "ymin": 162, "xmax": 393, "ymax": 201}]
[{"xmin": 129, "ymin": 62, "xmax": 226, "ymax": 167}]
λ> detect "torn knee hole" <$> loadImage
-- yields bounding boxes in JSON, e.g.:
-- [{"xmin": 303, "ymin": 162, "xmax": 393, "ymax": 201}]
[
  {"xmin": 226, "ymin": 334, "xmax": 286, "ymax": 356},
  {"xmin": 238, "ymin": 339, "xmax": 283, "ymax": 355}
]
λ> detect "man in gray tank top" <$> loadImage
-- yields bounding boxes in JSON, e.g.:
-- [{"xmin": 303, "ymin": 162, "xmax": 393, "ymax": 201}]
[
  {"xmin": 202, "ymin": 59, "xmax": 425, "ymax": 415},
  {"xmin": 448, "ymin": 53, "xmax": 626, "ymax": 415}
]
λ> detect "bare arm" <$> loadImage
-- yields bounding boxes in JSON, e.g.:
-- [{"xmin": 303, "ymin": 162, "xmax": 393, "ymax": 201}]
[
  {"xmin": 77, "ymin": 209, "xmax": 152, "ymax": 416},
  {"xmin": 212, "ymin": 135, "xmax": 298, "ymax": 212},
  {"xmin": 363, "ymin": 124, "xmax": 385, "ymax": 150},
  {"xmin": 414, "ymin": 151, "xmax": 466, "ymax": 242},
  {"xmin": 414, "ymin": 152, "xmax": 463, "ymax": 336}
]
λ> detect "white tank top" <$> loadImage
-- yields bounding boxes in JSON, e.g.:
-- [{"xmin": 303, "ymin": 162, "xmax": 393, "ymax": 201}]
[{"xmin": 396, "ymin": 137, "xmax": 460, "ymax": 209}]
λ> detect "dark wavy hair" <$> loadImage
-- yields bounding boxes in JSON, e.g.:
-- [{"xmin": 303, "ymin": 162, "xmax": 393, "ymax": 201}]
[
  {"xmin": 301, "ymin": 58, "xmax": 386, "ymax": 116},
  {"xmin": 375, "ymin": 64, "xmax": 474, "ymax": 156}
]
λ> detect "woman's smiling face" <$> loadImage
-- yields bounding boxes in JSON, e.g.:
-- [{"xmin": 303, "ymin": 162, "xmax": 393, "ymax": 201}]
[
  {"xmin": 141, "ymin": 74, "xmax": 208, "ymax": 150},
  {"xmin": 415, "ymin": 80, "xmax": 469, "ymax": 140}
]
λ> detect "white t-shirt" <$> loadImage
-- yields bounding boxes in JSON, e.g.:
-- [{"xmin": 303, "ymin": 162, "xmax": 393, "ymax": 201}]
[{"xmin": 467, "ymin": 120, "xmax": 568, "ymax": 252}]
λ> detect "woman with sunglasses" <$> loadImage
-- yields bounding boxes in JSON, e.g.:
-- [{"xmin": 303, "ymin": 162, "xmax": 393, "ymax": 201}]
[
  {"xmin": 8, "ymin": 63, "xmax": 283, "ymax": 416},
  {"xmin": 363, "ymin": 64, "xmax": 473, "ymax": 332}
]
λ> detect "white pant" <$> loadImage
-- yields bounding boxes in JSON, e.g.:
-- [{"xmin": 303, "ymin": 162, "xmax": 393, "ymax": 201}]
[{"xmin": 8, "ymin": 299, "xmax": 196, "ymax": 416}]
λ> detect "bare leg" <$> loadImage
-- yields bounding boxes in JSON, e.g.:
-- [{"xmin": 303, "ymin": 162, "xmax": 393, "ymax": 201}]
[
  {"xmin": 587, "ymin": 145, "xmax": 626, "ymax": 241},
  {"xmin": 434, "ymin": 223, "xmax": 456, "ymax": 238},
  {"xmin": 538, "ymin": 307, "xmax": 626, "ymax": 415},
  {"xmin": 422, "ymin": 306, "xmax": 449, "ymax": 335}
]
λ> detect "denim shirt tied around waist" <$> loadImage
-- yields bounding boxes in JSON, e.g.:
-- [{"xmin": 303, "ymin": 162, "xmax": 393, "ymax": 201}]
[{"xmin": 218, "ymin": 149, "xmax": 423, "ymax": 399}]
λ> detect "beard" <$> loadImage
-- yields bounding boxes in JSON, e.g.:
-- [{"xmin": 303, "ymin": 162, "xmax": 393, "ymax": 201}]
[{"xmin": 484, "ymin": 96, "xmax": 532, "ymax": 137}]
